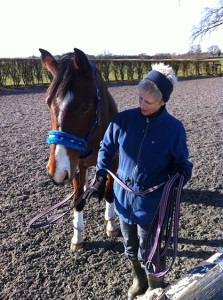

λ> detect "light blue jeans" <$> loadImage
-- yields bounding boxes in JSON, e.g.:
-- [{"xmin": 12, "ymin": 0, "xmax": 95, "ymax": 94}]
[{"xmin": 119, "ymin": 218, "xmax": 150, "ymax": 267}]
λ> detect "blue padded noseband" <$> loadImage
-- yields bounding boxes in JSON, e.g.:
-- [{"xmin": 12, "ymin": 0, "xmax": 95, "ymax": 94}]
[
  {"xmin": 47, "ymin": 131, "xmax": 86, "ymax": 151},
  {"xmin": 47, "ymin": 62, "xmax": 101, "ymax": 159}
]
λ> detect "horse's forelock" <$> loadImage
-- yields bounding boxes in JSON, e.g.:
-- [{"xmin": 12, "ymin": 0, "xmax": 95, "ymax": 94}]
[
  {"xmin": 47, "ymin": 55, "xmax": 97, "ymax": 111},
  {"xmin": 48, "ymin": 55, "xmax": 76, "ymax": 100}
]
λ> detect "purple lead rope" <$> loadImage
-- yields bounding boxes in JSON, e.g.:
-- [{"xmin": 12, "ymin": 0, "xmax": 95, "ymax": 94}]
[
  {"xmin": 28, "ymin": 169, "xmax": 183, "ymax": 278},
  {"xmin": 29, "ymin": 173, "xmax": 96, "ymax": 229},
  {"xmin": 102, "ymin": 168, "xmax": 165, "ymax": 195},
  {"xmin": 145, "ymin": 173, "xmax": 184, "ymax": 278},
  {"xmin": 28, "ymin": 192, "xmax": 75, "ymax": 229},
  {"xmin": 28, "ymin": 168, "xmax": 165, "ymax": 229}
]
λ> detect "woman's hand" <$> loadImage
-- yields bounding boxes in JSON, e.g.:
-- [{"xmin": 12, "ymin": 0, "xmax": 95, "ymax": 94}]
[
  {"xmin": 84, "ymin": 174, "xmax": 107, "ymax": 202},
  {"xmin": 169, "ymin": 167, "xmax": 189, "ymax": 186}
]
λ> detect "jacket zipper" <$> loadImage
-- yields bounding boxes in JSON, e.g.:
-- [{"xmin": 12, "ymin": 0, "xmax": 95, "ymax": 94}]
[{"xmin": 128, "ymin": 117, "xmax": 150, "ymax": 223}]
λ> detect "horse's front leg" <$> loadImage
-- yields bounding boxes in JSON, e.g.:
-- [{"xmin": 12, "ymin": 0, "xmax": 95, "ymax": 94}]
[
  {"xmin": 104, "ymin": 173, "xmax": 119, "ymax": 237},
  {"xmin": 70, "ymin": 166, "xmax": 88, "ymax": 251}
]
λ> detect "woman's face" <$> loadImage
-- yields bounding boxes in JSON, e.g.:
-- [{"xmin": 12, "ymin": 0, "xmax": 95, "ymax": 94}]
[{"xmin": 139, "ymin": 91, "xmax": 164, "ymax": 116}]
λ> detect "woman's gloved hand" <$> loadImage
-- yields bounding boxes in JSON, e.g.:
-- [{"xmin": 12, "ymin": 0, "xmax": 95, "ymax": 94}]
[
  {"xmin": 84, "ymin": 174, "xmax": 107, "ymax": 202},
  {"xmin": 169, "ymin": 167, "xmax": 189, "ymax": 186}
]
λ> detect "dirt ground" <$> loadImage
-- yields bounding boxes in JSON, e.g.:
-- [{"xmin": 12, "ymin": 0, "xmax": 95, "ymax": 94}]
[{"xmin": 0, "ymin": 77, "xmax": 223, "ymax": 300}]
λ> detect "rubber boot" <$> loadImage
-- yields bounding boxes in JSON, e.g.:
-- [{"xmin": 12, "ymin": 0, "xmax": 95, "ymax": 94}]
[
  {"xmin": 128, "ymin": 261, "xmax": 148, "ymax": 300},
  {"xmin": 147, "ymin": 275, "xmax": 164, "ymax": 292}
]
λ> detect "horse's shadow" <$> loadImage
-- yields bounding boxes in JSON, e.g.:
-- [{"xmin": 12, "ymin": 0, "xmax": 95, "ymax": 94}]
[{"xmin": 83, "ymin": 239, "xmax": 124, "ymax": 254}]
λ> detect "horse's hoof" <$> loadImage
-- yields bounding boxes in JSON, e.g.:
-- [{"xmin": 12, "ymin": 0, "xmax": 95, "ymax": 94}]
[
  {"xmin": 107, "ymin": 228, "xmax": 119, "ymax": 237},
  {"xmin": 70, "ymin": 242, "xmax": 84, "ymax": 251}
]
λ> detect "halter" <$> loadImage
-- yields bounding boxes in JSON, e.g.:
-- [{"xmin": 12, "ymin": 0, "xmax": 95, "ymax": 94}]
[{"xmin": 47, "ymin": 62, "xmax": 101, "ymax": 159}]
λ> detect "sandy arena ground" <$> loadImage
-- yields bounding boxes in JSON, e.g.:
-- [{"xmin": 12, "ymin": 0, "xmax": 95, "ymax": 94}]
[{"xmin": 0, "ymin": 77, "xmax": 222, "ymax": 299}]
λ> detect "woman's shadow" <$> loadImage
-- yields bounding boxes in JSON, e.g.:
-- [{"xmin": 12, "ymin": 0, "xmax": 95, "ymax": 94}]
[{"xmin": 177, "ymin": 188, "xmax": 223, "ymax": 259}]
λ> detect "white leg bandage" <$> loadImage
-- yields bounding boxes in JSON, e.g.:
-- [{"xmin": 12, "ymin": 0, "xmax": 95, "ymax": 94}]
[
  {"xmin": 105, "ymin": 202, "xmax": 115, "ymax": 221},
  {"xmin": 105, "ymin": 202, "xmax": 118, "ymax": 233},
  {"xmin": 84, "ymin": 168, "xmax": 89, "ymax": 190},
  {"xmin": 71, "ymin": 210, "xmax": 84, "ymax": 245}
]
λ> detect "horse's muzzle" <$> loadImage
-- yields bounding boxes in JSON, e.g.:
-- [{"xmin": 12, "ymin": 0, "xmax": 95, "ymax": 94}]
[{"xmin": 48, "ymin": 170, "xmax": 70, "ymax": 186}]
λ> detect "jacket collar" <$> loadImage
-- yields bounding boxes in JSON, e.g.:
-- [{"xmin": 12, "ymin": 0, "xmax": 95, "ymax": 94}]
[
  {"xmin": 138, "ymin": 105, "xmax": 167, "ymax": 122},
  {"xmin": 148, "ymin": 105, "xmax": 165, "ymax": 119}
]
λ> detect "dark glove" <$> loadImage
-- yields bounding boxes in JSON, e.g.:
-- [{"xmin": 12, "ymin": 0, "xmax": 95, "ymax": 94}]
[
  {"xmin": 169, "ymin": 167, "xmax": 189, "ymax": 186},
  {"xmin": 84, "ymin": 174, "xmax": 107, "ymax": 202}
]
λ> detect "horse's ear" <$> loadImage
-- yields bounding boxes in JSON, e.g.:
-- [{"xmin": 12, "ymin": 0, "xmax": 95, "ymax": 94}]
[
  {"xmin": 39, "ymin": 48, "xmax": 58, "ymax": 76},
  {"xmin": 73, "ymin": 48, "xmax": 90, "ymax": 75}
]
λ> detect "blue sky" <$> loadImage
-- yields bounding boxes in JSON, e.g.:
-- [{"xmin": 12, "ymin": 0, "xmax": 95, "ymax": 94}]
[{"xmin": 1, "ymin": 0, "xmax": 222, "ymax": 58}]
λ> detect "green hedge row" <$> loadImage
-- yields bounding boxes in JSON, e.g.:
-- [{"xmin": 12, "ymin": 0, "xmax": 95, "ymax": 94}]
[
  {"xmin": 93, "ymin": 59, "xmax": 222, "ymax": 82},
  {"xmin": 0, "ymin": 58, "xmax": 222, "ymax": 87},
  {"xmin": 0, "ymin": 59, "xmax": 52, "ymax": 87}
]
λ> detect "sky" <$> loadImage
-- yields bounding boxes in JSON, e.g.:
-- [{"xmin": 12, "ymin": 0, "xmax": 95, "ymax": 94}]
[{"xmin": 1, "ymin": 0, "xmax": 222, "ymax": 58}]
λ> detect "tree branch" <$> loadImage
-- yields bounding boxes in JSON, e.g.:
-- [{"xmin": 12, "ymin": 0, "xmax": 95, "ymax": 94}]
[{"xmin": 191, "ymin": 2, "xmax": 223, "ymax": 42}]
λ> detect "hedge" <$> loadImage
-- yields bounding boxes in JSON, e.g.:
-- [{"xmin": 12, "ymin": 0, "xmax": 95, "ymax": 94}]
[{"xmin": 0, "ymin": 58, "xmax": 222, "ymax": 87}]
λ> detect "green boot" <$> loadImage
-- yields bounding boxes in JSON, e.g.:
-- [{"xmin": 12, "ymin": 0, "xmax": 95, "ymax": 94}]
[
  {"xmin": 147, "ymin": 275, "xmax": 164, "ymax": 292},
  {"xmin": 128, "ymin": 261, "xmax": 148, "ymax": 300}
]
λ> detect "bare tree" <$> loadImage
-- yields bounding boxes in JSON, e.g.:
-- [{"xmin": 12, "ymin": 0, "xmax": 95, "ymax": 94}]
[
  {"xmin": 208, "ymin": 45, "xmax": 221, "ymax": 56},
  {"xmin": 189, "ymin": 44, "xmax": 202, "ymax": 56},
  {"xmin": 191, "ymin": 1, "xmax": 223, "ymax": 41}
]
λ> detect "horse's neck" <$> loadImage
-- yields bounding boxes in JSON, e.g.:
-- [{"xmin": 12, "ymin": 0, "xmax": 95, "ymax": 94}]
[{"xmin": 96, "ymin": 73, "xmax": 117, "ymax": 112}]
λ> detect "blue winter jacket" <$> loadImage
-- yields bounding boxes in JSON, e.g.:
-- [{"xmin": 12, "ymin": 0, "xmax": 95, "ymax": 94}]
[{"xmin": 96, "ymin": 107, "xmax": 193, "ymax": 225}]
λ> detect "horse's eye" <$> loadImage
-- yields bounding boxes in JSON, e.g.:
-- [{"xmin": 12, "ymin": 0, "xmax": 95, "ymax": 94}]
[{"xmin": 81, "ymin": 104, "xmax": 90, "ymax": 112}]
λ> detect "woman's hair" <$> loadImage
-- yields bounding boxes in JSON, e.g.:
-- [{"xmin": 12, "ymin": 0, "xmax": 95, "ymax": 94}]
[
  {"xmin": 138, "ymin": 78, "xmax": 163, "ymax": 103},
  {"xmin": 138, "ymin": 63, "xmax": 177, "ymax": 103}
]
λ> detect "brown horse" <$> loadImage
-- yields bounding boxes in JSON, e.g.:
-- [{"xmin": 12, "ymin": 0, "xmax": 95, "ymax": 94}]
[{"xmin": 40, "ymin": 48, "xmax": 119, "ymax": 250}]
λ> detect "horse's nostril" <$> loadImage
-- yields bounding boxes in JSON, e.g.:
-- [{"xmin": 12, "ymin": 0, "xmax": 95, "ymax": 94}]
[
  {"xmin": 47, "ymin": 171, "xmax": 53, "ymax": 181},
  {"xmin": 64, "ymin": 170, "xmax": 69, "ymax": 181}
]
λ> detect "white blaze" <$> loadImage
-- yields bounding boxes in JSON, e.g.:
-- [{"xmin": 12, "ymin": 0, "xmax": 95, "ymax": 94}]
[
  {"xmin": 54, "ymin": 145, "xmax": 71, "ymax": 183},
  {"xmin": 57, "ymin": 91, "xmax": 73, "ymax": 130},
  {"xmin": 53, "ymin": 91, "xmax": 73, "ymax": 183}
]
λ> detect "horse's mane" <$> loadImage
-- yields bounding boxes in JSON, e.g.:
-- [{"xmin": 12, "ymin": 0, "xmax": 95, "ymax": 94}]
[{"xmin": 47, "ymin": 52, "xmax": 76, "ymax": 100}]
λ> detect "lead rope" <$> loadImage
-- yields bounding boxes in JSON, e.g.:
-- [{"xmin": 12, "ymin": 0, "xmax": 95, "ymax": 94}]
[
  {"xmin": 28, "ymin": 168, "xmax": 165, "ymax": 229},
  {"xmin": 145, "ymin": 173, "xmax": 184, "ymax": 278},
  {"xmin": 105, "ymin": 169, "xmax": 184, "ymax": 278},
  {"xmin": 29, "ymin": 172, "xmax": 83, "ymax": 229},
  {"xmin": 29, "ymin": 167, "xmax": 183, "ymax": 280},
  {"xmin": 29, "ymin": 169, "xmax": 183, "ymax": 281}
]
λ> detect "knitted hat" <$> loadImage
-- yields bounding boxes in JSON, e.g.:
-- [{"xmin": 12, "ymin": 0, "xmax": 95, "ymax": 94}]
[{"xmin": 144, "ymin": 63, "xmax": 177, "ymax": 102}]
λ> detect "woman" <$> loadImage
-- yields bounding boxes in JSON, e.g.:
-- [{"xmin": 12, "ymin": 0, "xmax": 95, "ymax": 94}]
[{"xmin": 85, "ymin": 63, "xmax": 193, "ymax": 300}]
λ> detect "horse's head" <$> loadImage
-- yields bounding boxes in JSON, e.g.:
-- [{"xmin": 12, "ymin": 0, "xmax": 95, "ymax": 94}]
[{"xmin": 40, "ymin": 48, "xmax": 98, "ymax": 185}]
